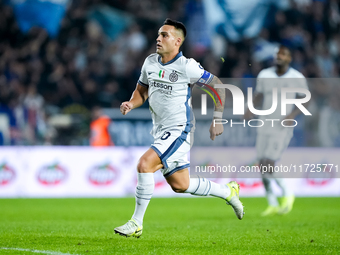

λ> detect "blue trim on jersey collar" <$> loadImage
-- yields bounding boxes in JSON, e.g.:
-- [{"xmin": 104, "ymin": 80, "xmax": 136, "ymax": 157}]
[{"xmin": 158, "ymin": 51, "xmax": 183, "ymax": 66}]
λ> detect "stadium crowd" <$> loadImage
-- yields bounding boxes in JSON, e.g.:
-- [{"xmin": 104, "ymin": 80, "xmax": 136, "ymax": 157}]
[{"xmin": 0, "ymin": 0, "xmax": 340, "ymax": 145}]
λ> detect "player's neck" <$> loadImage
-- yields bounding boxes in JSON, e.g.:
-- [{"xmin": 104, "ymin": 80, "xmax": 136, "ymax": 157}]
[
  {"xmin": 275, "ymin": 65, "xmax": 289, "ymax": 76},
  {"xmin": 160, "ymin": 51, "xmax": 180, "ymax": 64}
]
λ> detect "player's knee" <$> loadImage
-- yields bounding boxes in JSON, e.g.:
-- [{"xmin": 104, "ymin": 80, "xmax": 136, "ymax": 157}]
[
  {"xmin": 137, "ymin": 158, "xmax": 149, "ymax": 173},
  {"xmin": 267, "ymin": 159, "xmax": 275, "ymax": 167},
  {"xmin": 171, "ymin": 186, "xmax": 186, "ymax": 193},
  {"xmin": 259, "ymin": 159, "xmax": 265, "ymax": 166},
  {"xmin": 170, "ymin": 183, "xmax": 189, "ymax": 193},
  {"xmin": 261, "ymin": 158, "xmax": 274, "ymax": 167}
]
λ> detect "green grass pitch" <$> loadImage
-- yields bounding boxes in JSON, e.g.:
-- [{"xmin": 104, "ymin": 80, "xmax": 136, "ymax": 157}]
[{"xmin": 0, "ymin": 197, "xmax": 339, "ymax": 254}]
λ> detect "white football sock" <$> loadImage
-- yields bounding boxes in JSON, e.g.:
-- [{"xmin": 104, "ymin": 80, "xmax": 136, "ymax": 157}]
[
  {"xmin": 274, "ymin": 178, "xmax": 292, "ymax": 197},
  {"xmin": 262, "ymin": 177, "xmax": 279, "ymax": 207},
  {"xmin": 131, "ymin": 173, "xmax": 154, "ymax": 226},
  {"xmin": 185, "ymin": 176, "xmax": 230, "ymax": 199}
]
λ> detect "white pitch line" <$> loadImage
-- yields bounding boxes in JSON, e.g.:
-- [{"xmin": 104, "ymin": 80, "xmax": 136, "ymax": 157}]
[{"xmin": 0, "ymin": 247, "xmax": 81, "ymax": 255}]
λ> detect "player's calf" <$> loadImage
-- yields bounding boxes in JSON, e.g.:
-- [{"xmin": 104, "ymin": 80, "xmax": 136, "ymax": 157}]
[{"xmin": 165, "ymin": 168, "xmax": 190, "ymax": 193}]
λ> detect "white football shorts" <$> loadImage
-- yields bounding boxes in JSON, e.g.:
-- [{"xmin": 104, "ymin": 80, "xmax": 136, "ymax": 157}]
[
  {"xmin": 151, "ymin": 127, "xmax": 191, "ymax": 178},
  {"xmin": 256, "ymin": 130, "xmax": 293, "ymax": 161}
]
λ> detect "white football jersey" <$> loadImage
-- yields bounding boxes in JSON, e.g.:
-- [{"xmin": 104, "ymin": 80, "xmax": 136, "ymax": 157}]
[
  {"xmin": 255, "ymin": 66, "xmax": 309, "ymax": 133},
  {"xmin": 138, "ymin": 52, "xmax": 213, "ymax": 136}
]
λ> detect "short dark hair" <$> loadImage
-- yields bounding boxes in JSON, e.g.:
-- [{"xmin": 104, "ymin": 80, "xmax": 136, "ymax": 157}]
[
  {"xmin": 163, "ymin": 18, "xmax": 186, "ymax": 38},
  {"xmin": 279, "ymin": 44, "xmax": 292, "ymax": 56}
]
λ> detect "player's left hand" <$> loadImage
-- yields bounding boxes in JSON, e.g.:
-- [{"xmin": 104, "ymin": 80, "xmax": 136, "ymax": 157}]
[{"xmin": 209, "ymin": 120, "xmax": 224, "ymax": 140}]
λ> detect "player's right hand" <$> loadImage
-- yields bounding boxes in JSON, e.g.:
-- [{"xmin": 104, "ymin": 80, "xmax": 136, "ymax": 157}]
[{"xmin": 120, "ymin": 102, "xmax": 133, "ymax": 115}]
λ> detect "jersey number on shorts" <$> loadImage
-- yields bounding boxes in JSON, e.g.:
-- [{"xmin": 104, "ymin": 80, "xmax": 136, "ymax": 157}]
[{"xmin": 161, "ymin": 132, "xmax": 171, "ymax": 140}]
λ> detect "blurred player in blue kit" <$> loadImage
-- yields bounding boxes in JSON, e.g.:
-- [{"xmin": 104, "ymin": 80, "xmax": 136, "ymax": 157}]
[
  {"xmin": 114, "ymin": 19, "xmax": 244, "ymax": 238},
  {"xmin": 245, "ymin": 45, "xmax": 309, "ymax": 216}
]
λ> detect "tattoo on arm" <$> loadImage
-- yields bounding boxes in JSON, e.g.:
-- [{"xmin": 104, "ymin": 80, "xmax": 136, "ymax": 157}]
[{"xmin": 208, "ymin": 75, "xmax": 225, "ymax": 112}]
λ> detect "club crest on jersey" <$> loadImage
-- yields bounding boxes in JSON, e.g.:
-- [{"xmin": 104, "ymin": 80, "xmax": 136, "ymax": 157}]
[
  {"xmin": 169, "ymin": 70, "xmax": 178, "ymax": 82},
  {"xmin": 159, "ymin": 70, "xmax": 165, "ymax": 78}
]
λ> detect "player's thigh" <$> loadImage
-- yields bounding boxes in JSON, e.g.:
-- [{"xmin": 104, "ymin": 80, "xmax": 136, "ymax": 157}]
[
  {"xmin": 256, "ymin": 133, "xmax": 268, "ymax": 160},
  {"xmin": 152, "ymin": 128, "xmax": 191, "ymax": 175},
  {"xmin": 165, "ymin": 168, "xmax": 190, "ymax": 193},
  {"xmin": 153, "ymin": 129, "xmax": 191, "ymax": 192},
  {"xmin": 263, "ymin": 132, "xmax": 292, "ymax": 161},
  {"xmin": 151, "ymin": 129, "xmax": 188, "ymax": 168},
  {"xmin": 137, "ymin": 148, "xmax": 163, "ymax": 173}
]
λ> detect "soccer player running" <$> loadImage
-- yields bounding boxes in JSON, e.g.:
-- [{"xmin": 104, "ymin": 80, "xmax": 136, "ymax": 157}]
[
  {"xmin": 245, "ymin": 45, "xmax": 309, "ymax": 216},
  {"xmin": 114, "ymin": 19, "xmax": 244, "ymax": 238}
]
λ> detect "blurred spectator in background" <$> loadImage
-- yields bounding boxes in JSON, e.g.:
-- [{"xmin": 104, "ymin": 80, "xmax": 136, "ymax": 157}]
[
  {"xmin": 318, "ymin": 83, "xmax": 340, "ymax": 147},
  {"xmin": 90, "ymin": 106, "xmax": 113, "ymax": 147}
]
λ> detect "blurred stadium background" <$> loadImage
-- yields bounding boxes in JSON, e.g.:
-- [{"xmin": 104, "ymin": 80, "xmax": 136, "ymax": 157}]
[{"xmin": 0, "ymin": 0, "xmax": 340, "ymax": 198}]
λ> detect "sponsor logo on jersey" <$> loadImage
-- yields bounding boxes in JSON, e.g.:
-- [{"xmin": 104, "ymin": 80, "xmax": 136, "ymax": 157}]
[
  {"xmin": 88, "ymin": 163, "xmax": 118, "ymax": 186},
  {"xmin": 150, "ymin": 81, "xmax": 172, "ymax": 90},
  {"xmin": 0, "ymin": 162, "xmax": 16, "ymax": 186},
  {"xmin": 169, "ymin": 71, "xmax": 178, "ymax": 82},
  {"xmin": 37, "ymin": 163, "xmax": 67, "ymax": 186}
]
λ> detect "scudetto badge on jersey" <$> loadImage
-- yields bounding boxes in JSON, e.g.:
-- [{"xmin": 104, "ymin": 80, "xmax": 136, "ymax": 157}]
[{"xmin": 159, "ymin": 70, "xmax": 165, "ymax": 78}]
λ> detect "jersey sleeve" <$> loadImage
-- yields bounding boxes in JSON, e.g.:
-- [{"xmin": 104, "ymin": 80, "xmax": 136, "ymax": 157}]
[
  {"xmin": 138, "ymin": 58, "xmax": 149, "ymax": 88},
  {"xmin": 255, "ymin": 70, "xmax": 265, "ymax": 93},
  {"xmin": 186, "ymin": 58, "xmax": 213, "ymax": 85},
  {"xmin": 296, "ymin": 75, "xmax": 309, "ymax": 96}
]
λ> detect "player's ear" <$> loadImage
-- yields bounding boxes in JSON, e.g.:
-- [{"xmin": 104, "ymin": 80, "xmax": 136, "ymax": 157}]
[{"xmin": 176, "ymin": 37, "xmax": 182, "ymax": 46}]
